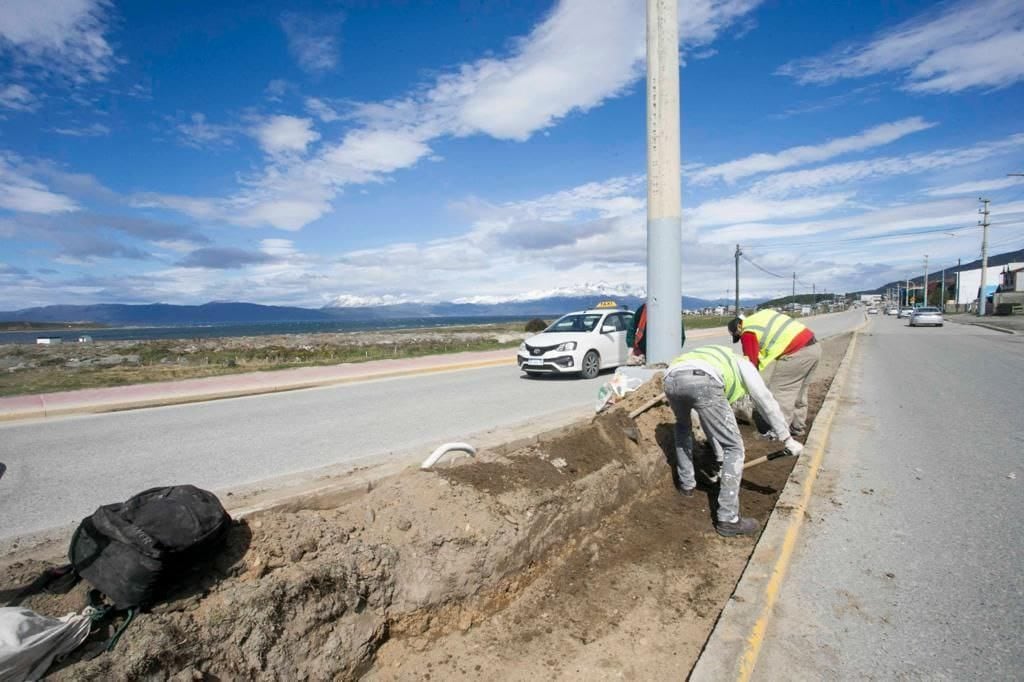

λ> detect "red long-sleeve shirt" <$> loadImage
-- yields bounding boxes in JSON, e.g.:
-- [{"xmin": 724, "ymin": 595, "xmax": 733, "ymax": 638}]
[{"xmin": 740, "ymin": 328, "xmax": 815, "ymax": 368}]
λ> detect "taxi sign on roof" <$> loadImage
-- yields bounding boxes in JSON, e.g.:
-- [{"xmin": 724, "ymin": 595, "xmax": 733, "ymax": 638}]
[{"xmin": 594, "ymin": 300, "xmax": 619, "ymax": 308}]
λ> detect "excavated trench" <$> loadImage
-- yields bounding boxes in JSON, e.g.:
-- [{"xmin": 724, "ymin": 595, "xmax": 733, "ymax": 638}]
[{"xmin": 0, "ymin": 334, "xmax": 851, "ymax": 681}]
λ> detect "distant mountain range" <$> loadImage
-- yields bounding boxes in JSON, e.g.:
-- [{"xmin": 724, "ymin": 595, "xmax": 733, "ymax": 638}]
[{"xmin": 1, "ymin": 293, "xmax": 766, "ymax": 326}]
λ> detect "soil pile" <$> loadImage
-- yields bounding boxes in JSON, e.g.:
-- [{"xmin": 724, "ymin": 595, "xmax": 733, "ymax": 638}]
[{"xmin": 0, "ymin": 334, "xmax": 851, "ymax": 680}]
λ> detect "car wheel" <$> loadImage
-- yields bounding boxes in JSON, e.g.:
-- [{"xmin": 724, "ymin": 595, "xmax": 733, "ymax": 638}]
[{"xmin": 580, "ymin": 350, "xmax": 600, "ymax": 379}]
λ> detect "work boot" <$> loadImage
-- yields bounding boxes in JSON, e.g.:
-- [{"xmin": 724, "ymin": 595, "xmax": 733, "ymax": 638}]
[
  {"xmin": 716, "ymin": 516, "xmax": 759, "ymax": 537},
  {"xmin": 675, "ymin": 484, "xmax": 696, "ymax": 497}
]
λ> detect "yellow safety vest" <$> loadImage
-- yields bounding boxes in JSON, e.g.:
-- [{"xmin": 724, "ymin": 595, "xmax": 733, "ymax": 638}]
[
  {"xmin": 669, "ymin": 345, "xmax": 747, "ymax": 404},
  {"xmin": 741, "ymin": 310, "xmax": 807, "ymax": 368}
]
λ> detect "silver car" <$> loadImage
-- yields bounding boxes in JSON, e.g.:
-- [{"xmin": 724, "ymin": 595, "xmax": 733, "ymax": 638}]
[{"xmin": 909, "ymin": 306, "xmax": 943, "ymax": 327}]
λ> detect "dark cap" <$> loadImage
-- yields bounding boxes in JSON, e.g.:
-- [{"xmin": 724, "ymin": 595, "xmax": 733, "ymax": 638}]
[{"xmin": 727, "ymin": 317, "xmax": 743, "ymax": 342}]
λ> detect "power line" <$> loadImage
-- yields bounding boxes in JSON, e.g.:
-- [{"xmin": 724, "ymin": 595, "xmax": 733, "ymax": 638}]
[
  {"xmin": 745, "ymin": 220, "xmax": 1024, "ymax": 251},
  {"xmin": 739, "ymin": 252, "xmax": 788, "ymax": 279}
]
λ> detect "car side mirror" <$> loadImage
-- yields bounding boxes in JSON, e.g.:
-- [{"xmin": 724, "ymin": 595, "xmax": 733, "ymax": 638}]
[{"xmin": 601, "ymin": 324, "xmax": 616, "ymax": 334}]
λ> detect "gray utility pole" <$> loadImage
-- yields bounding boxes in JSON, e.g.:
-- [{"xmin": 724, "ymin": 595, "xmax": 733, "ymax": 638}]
[
  {"xmin": 644, "ymin": 0, "xmax": 682, "ymax": 364},
  {"xmin": 906, "ymin": 276, "xmax": 911, "ymax": 306},
  {"xmin": 978, "ymin": 198, "xmax": 990, "ymax": 316},
  {"xmin": 940, "ymin": 266, "xmax": 946, "ymax": 310},
  {"xmin": 792, "ymin": 272, "xmax": 796, "ymax": 304},
  {"xmin": 923, "ymin": 254, "xmax": 929, "ymax": 307},
  {"xmin": 734, "ymin": 244, "xmax": 741, "ymax": 315},
  {"xmin": 955, "ymin": 257, "xmax": 961, "ymax": 310}
]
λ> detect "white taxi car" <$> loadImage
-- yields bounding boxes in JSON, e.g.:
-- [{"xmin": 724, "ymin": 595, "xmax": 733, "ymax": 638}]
[{"xmin": 517, "ymin": 302, "xmax": 634, "ymax": 379}]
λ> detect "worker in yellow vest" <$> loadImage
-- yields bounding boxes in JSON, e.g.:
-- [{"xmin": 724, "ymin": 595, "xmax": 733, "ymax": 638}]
[
  {"xmin": 727, "ymin": 310, "xmax": 820, "ymax": 437},
  {"xmin": 664, "ymin": 344, "xmax": 803, "ymax": 537}
]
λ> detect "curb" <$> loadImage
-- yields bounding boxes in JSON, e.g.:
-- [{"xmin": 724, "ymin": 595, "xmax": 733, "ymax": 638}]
[
  {"xmin": 948, "ymin": 318, "xmax": 1017, "ymax": 335},
  {"xmin": 0, "ymin": 356, "xmax": 515, "ymax": 423},
  {"xmin": 690, "ymin": 322, "xmax": 864, "ymax": 681}
]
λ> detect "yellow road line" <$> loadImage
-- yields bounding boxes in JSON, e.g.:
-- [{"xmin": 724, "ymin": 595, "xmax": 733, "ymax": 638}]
[{"xmin": 736, "ymin": 330, "xmax": 860, "ymax": 681}]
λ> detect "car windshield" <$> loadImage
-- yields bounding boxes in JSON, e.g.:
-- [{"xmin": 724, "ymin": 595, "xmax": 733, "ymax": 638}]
[
  {"xmin": 915, "ymin": 307, "xmax": 940, "ymax": 313},
  {"xmin": 547, "ymin": 314, "xmax": 603, "ymax": 332}
]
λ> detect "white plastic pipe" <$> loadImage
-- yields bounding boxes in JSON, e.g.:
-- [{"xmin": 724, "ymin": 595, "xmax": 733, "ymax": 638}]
[{"xmin": 421, "ymin": 442, "xmax": 476, "ymax": 470}]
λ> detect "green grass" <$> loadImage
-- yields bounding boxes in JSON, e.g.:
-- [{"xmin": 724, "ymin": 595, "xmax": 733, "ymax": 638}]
[
  {"xmin": 0, "ymin": 337, "xmax": 523, "ymax": 397},
  {"xmin": 683, "ymin": 315, "xmax": 732, "ymax": 330}
]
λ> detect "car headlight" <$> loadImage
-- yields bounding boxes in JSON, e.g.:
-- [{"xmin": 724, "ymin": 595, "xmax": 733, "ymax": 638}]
[
  {"xmin": 519, "ymin": 342, "xmax": 526, "ymax": 351},
  {"xmin": 556, "ymin": 341, "xmax": 577, "ymax": 351}
]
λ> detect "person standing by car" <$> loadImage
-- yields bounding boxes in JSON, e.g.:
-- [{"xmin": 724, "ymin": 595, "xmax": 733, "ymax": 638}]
[
  {"xmin": 727, "ymin": 310, "xmax": 819, "ymax": 437},
  {"xmin": 626, "ymin": 302, "xmax": 686, "ymax": 365},
  {"xmin": 664, "ymin": 344, "xmax": 803, "ymax": 536}
]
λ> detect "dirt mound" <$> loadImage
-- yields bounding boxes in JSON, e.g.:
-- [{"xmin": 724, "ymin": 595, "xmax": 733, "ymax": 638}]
[
  {"xmin": 0, "ymin": 334, "xmax": 852, "ymax": 680},
  {"xmin": 1, "ymin": 403, "xmax": 662, "ymax": 680}
]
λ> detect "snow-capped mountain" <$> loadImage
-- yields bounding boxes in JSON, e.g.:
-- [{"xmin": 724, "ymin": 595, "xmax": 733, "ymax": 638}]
[
  {"xmin": 324, "ymin": 293, "xmax": 420, "ymax": 308},
  {"xmin": 450, "ymin": 282, "xmax": 646, "ymax": 305}
]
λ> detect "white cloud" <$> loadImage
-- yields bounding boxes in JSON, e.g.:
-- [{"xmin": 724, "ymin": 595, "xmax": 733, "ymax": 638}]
[
  {"xmin": 0, "ymin": 0, "xmax": 117, "ymax": 83},
  {"xmin": 750, "ymin": 133, "xmax": 1024, "ymax": 196},
  {"xmin": 280, "ymin": 11, "xmax": 343, "ymax": 74},
  {"xmin": 703, "ymin": 197, "xmax": 1001, "ymax": 244},
  {"xmin": 925, "ymin": 175, "xmax": 1024, "ymax": 197},
  {"xmin": 265, "ymin": 79, "xmax": 290, "ymax": 100},
  {"xmin": 252, "ymin": 115, "xmax": 320, "ymax": 156},
  {"xmin": 693, "ymin": 117, "xmax": 935, "ymax": 184},
  {"xmin": 260, "ymin": 238, "xmax": 298, "ymax": 257},
  {"xmin": 52, "ymin": 122, "xmax": 110, "ymax": 137},
  {"xmin": 151, "ymin": 0, "xmax": 761, "ymax": 232},
  {"xmin": 176, "ymin": 113, "xmax": 236, "ymax": 149},
  {"xmin": 0, "ymin": 153, "xmax": 79, "ymax": 213},
  {"xmin": 777, "ymin": 0, "xmax": 1024, "ymax": 93},
  {"xmin": 0, "ymin": 83, "xmax": 37, "ymax": 111},
  {"xmin": 305, "ymin": 97, "xmax": 341, "ymax": 122},
  {"xmin": 687, "ymin": 192, "xmax": 853, "ymax": 227}
]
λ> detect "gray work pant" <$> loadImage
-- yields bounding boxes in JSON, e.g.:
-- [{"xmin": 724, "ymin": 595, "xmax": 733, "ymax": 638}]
[
  {"xmin": 664, "ymin": 371, "xmax": 745, "ymax": 523},
  {"xmin": 764, "ymin": 341, "xmax": 821, "ymax": 434}
]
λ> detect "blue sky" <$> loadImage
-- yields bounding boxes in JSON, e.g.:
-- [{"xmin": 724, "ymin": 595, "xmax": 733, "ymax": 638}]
[{"xmin": 1, "ymin": 0, "xmax": 1023, "ymax": 310}]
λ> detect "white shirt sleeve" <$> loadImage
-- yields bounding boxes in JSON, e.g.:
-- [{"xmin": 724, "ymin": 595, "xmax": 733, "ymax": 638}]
[{"xmin": 736, "ymin": 357, "xmax": 791, "ymax": 440}]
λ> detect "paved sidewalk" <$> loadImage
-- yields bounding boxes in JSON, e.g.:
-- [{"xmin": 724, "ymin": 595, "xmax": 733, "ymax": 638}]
[
  {"xmin": 694, "ymin": 317, "xmax": 1024, "ymax": 680},
  {"xmin": 947, "ymin": 313, "xmax": 1022, "ymax": 334}
]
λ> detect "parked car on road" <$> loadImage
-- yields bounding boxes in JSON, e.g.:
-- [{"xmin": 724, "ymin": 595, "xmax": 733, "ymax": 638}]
[
  {"xmin": 909, "ymin": 307, "xmax": 944, "ymax": 327},
  {"xmin": 899, "ymin": 307, "xmax": 914, "ymax": 319},
  {"xmin": 517, "ymin": 302, "xmax": 633, "ymax": 379},
  {"xmin": 867, "ymin": 307, "xmax": 879, "ymax": 315},
  {"xmin": 886, "ymin": 307, "xmax": 898, "ymax": 316}
]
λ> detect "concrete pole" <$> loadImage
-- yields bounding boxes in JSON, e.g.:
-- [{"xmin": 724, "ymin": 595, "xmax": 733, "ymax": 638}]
[
  {"xmin": 940, "ymin": 267, "xmax": 946, "ymax": 311},
  {"xmin": 734, "ymin": 244, "xmax": 741, "ymax": 315},
  {"xmin": 923, "ymin": 255, "xmax": 929, "ymax": 307},
  {"xmin": 979, "ymin": 198, "xmax": 990, "ymax": 316},
  {"xmin": 645, "ymin": 0, "xmax": 682, "ymax": 364},
  {"xmin": 906, "ymin": 276, "xmax": 910, "ymax": 306},
  {"xmin": 956, "ymin": 258, "xmax": 961, "ymax": 310}
]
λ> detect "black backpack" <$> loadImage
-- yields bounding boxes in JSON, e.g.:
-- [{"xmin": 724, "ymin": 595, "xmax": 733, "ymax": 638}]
[{"xmin": 69, "ymin": 485, "xmax": 231, "ymax": 610}]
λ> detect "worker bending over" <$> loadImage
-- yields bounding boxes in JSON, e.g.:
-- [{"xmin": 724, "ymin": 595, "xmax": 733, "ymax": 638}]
[
  {"xmin": 664, "ymin": 345, "xmax": 802, "ymax": 537},
  {"xmin": 728, "ymin": 310, "xmax": 819, "ymax": 437}
]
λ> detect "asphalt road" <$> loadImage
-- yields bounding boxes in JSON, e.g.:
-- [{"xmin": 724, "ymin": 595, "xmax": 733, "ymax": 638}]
[
  {"xmin": 0, "ymin": 309, "xmax": 863, "ymax": 542},
  {"xmin": 755, "ymin": 315, "xmax": 1024, "ymax": 679}
]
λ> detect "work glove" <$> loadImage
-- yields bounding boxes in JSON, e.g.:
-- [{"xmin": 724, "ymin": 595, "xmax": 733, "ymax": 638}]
[{"xmin": 783, "ymin": 438, "xmax": 804, "ymax": 457}]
